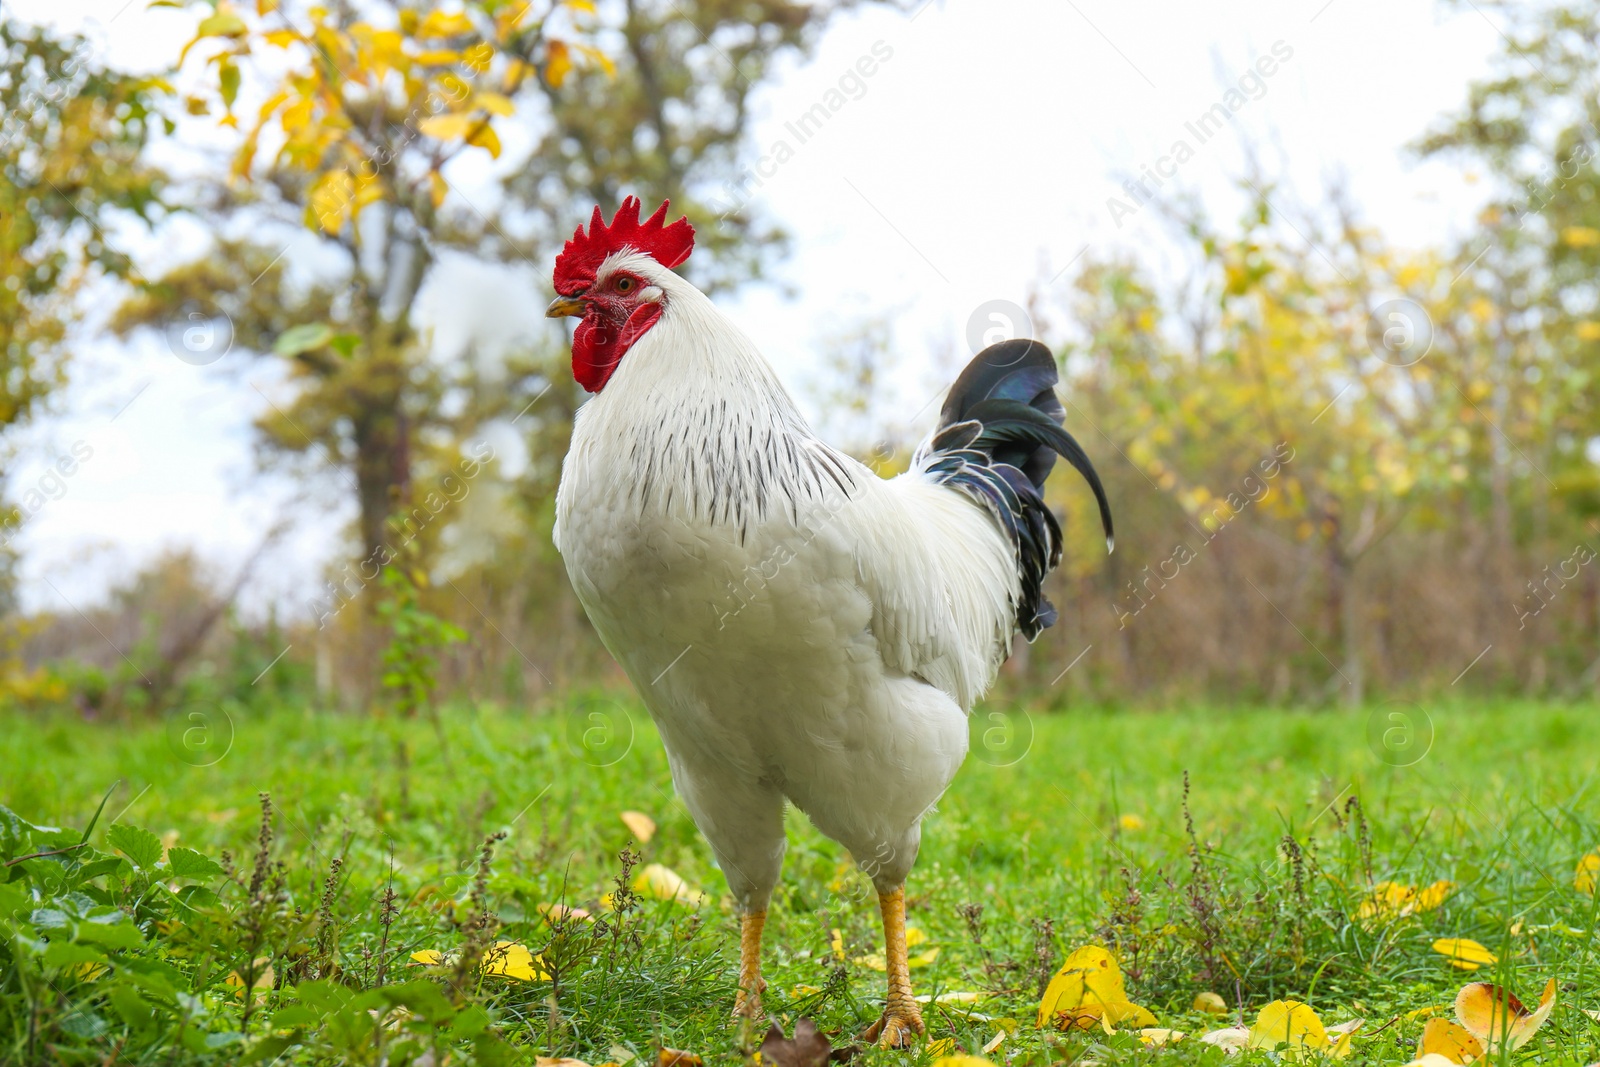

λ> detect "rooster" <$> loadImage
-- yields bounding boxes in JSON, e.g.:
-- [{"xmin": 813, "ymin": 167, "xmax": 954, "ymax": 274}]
[{"xmin": 548, "ymin": 198, "xmax": 1112, "ymax": 1045}]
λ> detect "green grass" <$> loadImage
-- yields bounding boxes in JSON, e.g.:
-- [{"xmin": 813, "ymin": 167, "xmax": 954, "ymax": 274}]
[{"xmin": 2, "ymin": 697, "xmax": 1599, "ymax": 1065}]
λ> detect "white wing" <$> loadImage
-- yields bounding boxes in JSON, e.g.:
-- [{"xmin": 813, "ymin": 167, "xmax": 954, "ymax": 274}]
[{"xmin": 844, "ymin": 467, "xmax": 1020, "ymax": 711}]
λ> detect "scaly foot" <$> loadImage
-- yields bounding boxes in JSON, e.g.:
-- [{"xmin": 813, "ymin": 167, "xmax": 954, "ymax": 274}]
[
  {"xmin": 732, "ymin": 978, "xmax": 766, "ymax": 1021},
  {"xmin": 732, "ymin": 910, "xmax": 767, "ymax": 1021},
  {"xmin": 860, "ymin": 1005, "xmax": 925, "ymax": 1048},
  {"xmin": 863, "ymin": 886, "xmax": 925, "ymax": 1047}
]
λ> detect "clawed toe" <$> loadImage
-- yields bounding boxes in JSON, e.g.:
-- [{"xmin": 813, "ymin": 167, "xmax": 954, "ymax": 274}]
[
  {"xmin": 860, "ymin": 1010, "xmax": 925, "ymax": 1048},
  {"xmin": 732, "ymin": 980, "xmax": 766, "ymax": 1021}
]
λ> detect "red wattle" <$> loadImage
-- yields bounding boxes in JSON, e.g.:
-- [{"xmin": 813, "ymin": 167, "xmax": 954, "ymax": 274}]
[{"xmin": 572, "ymin": 302, "xmax": 663, "ymax": 393}]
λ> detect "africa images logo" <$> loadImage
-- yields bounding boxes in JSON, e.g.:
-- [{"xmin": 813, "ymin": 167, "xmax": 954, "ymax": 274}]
[{"xmin": 1106, "ymin": 40, "xmax": 1295, "ymax": 228}]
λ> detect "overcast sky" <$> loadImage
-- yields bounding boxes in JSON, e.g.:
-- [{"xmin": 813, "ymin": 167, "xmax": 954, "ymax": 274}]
[{"xmin": 7, "ymin": 0, "xmax": 1502, "ymax": 616}]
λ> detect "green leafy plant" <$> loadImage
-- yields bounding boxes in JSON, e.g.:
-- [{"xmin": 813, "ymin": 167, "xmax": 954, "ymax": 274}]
[{"xmin": 376, "ymin": 545, "xmax": 466, "ymax": 721}]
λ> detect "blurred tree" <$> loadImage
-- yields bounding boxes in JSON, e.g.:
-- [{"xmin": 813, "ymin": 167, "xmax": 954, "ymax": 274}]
[
  {"xmin": 1063, "ymin": 182, "xmax": 1478, "ymax": 704},
  {"xmin": 0, "ymin": 19, "xmax": 167, "ymax": 463},
  {"xmin": 1415, "ymin": 0, "xmax": 1600, "ymax": 683},
  {"xmin": 117, "ymin": 0, "xmax": 892, "ymax": 564},
  {"xmin": 117, "ymin": 0, "xmax": 604, "ymax": 556}
]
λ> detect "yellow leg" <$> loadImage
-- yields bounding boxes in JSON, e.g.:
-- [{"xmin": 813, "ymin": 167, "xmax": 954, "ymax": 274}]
[
  {"xmin": 861, "ymin": 887, "xmax": 925, "ymax": 1047},
  {"xmin": 733, "ymin": 910, "xmax": 766, "ymax": 1019}
]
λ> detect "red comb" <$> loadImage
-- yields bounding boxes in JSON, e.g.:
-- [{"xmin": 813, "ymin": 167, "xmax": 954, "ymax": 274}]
[{"xmin": 552, "ymin": 197, "xmax": 695, "ymax": 295}]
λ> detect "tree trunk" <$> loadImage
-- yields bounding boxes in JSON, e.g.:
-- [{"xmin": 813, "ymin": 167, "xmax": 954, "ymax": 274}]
[{"xmin": 352, "ymin": 359, "xmax": 411, "ymax": 557}]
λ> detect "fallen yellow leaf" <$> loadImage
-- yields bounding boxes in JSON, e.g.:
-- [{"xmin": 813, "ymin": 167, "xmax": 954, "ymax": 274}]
[
  {"xmin": 1052, "ymin": 1001, "xmax": 1159, "ymax": 1032},
  {"xmin": 914, "ymin": 991, "xmax": 991, "ymax": 1004},
  {"xmin": 1357, "ymin": 881, "xmax": 1413, "ymax": 920},
  {"xmin": 1248, "ymin": 1000, "xmax": 1327, "ymax": 1050},
  {"xmin": 1139, "ymin": 1028, "xmax": 1186, "ymax": 1047},
  {"xmin": 854, "ymin": 945, "xmax": 940, "ymax": 971},
  {"xmin": 1200, "ymin": 1026, "xmax": 1250, "ymax": 1054},
  {"xmin": 1326, "ymin": 1018, "xmax": 1364, "ymax": 1059},
  {"xmin": 482, "ymin": 940, "xmax": 547, "ymax": 981},
  {"xmin": 1433, "ymin": 939, "xmax": 1497, "ymax": 971},
  {"xmin": 1038, "ymin": 945, "xmax": 1155, "ymax": 1031},
  {"xmin": 410, "ymin": 940, "xmax": 549, "ymax": 981},
  {"xmin": 931, "ymin": 1058, "xmax": 995, "ymax": 1067},
  {"xmin": 1414, "ymin": 881, "xmax": 1457, "ymax": 912},
  {"xmin": 633, "ymin": 863, "xmax": 706, "ymax": 906},
  {"xmin": 1405, "ymin": 1055, "xmax": 1471, "ymax": 1067},
  {"xmin": 1577, "ymin": 852, "xmax": 1600, "ymax": 896},
  {"xmin": 1418, "ymin": 1017, "xmax": 1484, "ymax": 1064},
  {"xmin": 224, "ymin": 960, "xmax": 274, "ymax": 1002},
  {"xmin": 1455, "ymin": 978, "xmax": 1557, "ymax": 1053},
  {"xmin": 620, "ymin": 811, "xmax": 655, "ymax": 844},
  {"xmin": 1358, "ymin": 880, "xmax": 1455, "ymax": 920},
  {"xmin": 1193, "ymin": 991, "xmax": 1229, "ymax": 1014}
]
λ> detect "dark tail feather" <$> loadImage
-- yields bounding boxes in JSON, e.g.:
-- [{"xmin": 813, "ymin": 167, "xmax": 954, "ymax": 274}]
[{"xmin": 918, "ymin": 339, "xmax": 1114, "ymax": 639}]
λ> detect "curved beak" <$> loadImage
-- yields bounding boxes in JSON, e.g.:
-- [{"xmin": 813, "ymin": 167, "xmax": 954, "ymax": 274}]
[{"xmin": 546, "ymin": 294, "xmax": 586, "ymax": 318}]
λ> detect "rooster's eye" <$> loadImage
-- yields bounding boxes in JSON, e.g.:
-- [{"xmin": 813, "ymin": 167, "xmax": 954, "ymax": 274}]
[{"xmin": 615, "ymin": 276, "xmax": 636, "ymax": 293}]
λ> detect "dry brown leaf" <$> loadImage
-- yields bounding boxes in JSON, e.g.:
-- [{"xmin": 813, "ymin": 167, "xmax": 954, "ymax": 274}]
[{"xmin": 758, "ymin": 1019, "xmax": 832, "ymax": 1067}]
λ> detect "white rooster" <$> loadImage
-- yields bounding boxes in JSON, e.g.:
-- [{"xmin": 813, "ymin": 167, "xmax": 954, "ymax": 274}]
[{"xmin": 548, "ymin": 199, "xmax": 1112, "ymax": 1045}]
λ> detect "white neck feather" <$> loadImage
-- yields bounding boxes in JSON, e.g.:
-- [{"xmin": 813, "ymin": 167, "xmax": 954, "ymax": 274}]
[
  {"xmin": 606, "ymin": 265, "xmax": 804, "ymax": 423},
  {"xmin": 566, "ymin": 255, "xmax": 859, "ymax": 532}
]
